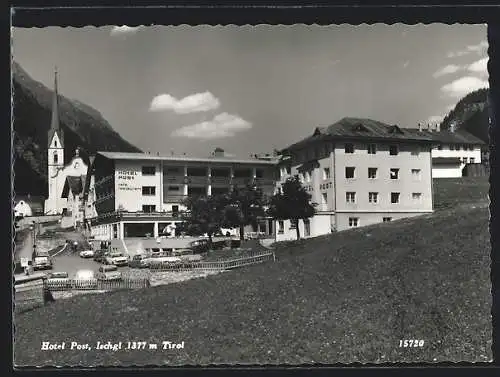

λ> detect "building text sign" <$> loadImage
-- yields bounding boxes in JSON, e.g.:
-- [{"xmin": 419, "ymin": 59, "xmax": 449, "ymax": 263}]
[{"xmin": 117, "ymin": 170, "xmax": 141, "ymax": 191}]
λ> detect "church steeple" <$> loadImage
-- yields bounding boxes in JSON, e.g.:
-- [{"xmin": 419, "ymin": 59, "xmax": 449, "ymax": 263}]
[{"xmin": 48, "ymin": 66, "xmax": 64, "ymax": 148}]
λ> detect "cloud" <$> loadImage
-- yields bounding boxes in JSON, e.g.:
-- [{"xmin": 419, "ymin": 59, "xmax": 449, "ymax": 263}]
[
  {"xmin": 149, "ymin": 92, "xmax": 220, "ymax": 114},
  {"xmin": 447, "ymin": 40, "xmax": 488, "ymax": 58},
  {"xmin": 402, "ymin": 60, "xmax": 410, "ymax": 68},
  {"xmin": 432, "ymin": 64, "xmax": 461, "ymax": 78},
  {"xmin": 171, "ymin": 112, "xmax": 252, "ymax": 140},
  {"xmin": 110, "ymin": 26, "xmax": 143, "ymax": 36},
  {"xmin": 467, "ymin": 57, "xmax": 488, "ymax": 75},
  {"xmin": 441, "ymin": 76, "xmax": 489, "ymax": 98}
]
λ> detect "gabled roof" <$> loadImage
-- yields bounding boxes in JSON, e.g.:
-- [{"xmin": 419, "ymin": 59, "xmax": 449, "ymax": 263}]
[
  {"xmin": 61, "ymin": 175, "xmax": 85, "ymax": 198},
  {"xmin": 281, "ymin": 117, "xmax": 436, "ymax": 153}
]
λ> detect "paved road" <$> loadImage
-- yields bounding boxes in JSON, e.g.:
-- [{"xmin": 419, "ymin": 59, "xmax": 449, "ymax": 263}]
[{"xmin": 51, "ymin": 250, "xmax": 133, "ymax": 278}]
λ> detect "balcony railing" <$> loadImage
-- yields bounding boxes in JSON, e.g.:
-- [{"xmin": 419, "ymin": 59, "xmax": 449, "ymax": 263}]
[
  {"xmin": 254, "ymin": 178, "xmax": 275, "ymax": 186},
  {"xmin": 232, "ymin": 177, "xmax": 253, "ymax": 186},
  {"xmin": 164, "ymin": 175, "xmax": 184, "ymax": 184},
  {"xmin": 187, "ymin": 176, "xmax": 209, "ymax": 185},
  {"xmin": 165, "ymin": 194, "xmax": 188, "ymax": 203},
  {"xmin": 210, "ymin": 176, "xmax": 231, "ymax": 186}
]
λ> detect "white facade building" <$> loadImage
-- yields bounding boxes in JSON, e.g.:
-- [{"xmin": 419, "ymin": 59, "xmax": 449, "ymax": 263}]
[
  {"xmin": 89, "ymin": 149, "xmax": 278, "ymax": 243},
  {"xmin": 275, "ymin": 118, "xmax": 436, "ymax": 241}
]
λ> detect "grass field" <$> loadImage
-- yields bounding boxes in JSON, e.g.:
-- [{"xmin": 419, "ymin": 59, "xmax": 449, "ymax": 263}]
[{"xmin": 13, "ymin": 177, "xmax": 491, "ymax": 365}]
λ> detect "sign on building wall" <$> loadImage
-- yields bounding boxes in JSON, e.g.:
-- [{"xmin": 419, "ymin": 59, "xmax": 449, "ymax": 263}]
[{"xmin": 117, "ymin": 170, "xmax": 141, "ymax": 191}]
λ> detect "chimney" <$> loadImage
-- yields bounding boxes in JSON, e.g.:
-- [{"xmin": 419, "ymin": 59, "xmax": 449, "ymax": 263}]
[
  {"xmin": 435, "ymin": 123, "xmax": 441, "ymax": 132},
  {"xmin": 170, "ymin": 149, "xmax": 174, "ymax": 156},
  {"xmin": 156, "ymin": 152, "xmax": 160, "ymax": 156},
  {"xmin": 427, "ymin": 123, "xmax": 432, "ymax": 132},
  {"xmin": 213, "ymin": 147, "xmax": 225, "ymax": 158}
]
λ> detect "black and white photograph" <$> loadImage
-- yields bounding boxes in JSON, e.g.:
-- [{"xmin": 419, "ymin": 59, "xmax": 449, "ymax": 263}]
[{"xmin": 12, "ymin": 21, "xmax": 492, "ymax": 366}]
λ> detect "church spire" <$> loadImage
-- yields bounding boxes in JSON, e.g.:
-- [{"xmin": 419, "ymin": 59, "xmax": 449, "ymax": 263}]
[
  {"xmin": 50, "ymin": 66, "xmax": 60, "ymax": 131},
  {"xmin": 48, "ymin": 66, "xmax": 64, "ymax": 148}
]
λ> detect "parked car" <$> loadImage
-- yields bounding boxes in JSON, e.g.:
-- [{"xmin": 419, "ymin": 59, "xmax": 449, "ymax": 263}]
[
  {"xmin": 148, "ymin": 256, "xmax": 182, "ymax": 268},
  {"xmin": 32, "ymin": 252, "xmax": 53, "ymax": 270},
  {"xmin": 96, "ymin": 265, "xmax": 122, "ymax": 281},
  {"xmin": 74, "ymin": 269, "xmax": 98, "ymax": 288},
  {"xmin": 93, "ymin": 249, "xmax": 108, "ymax": 263},
  {"xmin": 46, "ymin": 271, "xmax": 72, "ymax": 288},
  {"xmin": 128, "ymin": 254, "xmax": 150, "ymax": 269},
  {"xmin": 104, "ymin": 251, "xmax": 128, "ymax": 266},
  {"xmin": 188, "ymin": 239, "xmax": 211, "ymax": 254},
  {"xmin": 79, "ymin": 249, "xmax": 95, "ymax": 258}
]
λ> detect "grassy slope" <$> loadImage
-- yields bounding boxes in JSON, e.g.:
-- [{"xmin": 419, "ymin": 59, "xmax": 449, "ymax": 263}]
[{"xmin": 14, "ymin": 178, "xmax": 491, "ymax": 365}]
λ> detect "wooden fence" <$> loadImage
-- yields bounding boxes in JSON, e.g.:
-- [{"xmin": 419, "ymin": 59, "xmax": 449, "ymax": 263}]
[
  {"xmin": 149, "ymin": 251, "xmax": 275, "ymax": 272},
  {"xmin": 45, "ymin": 277, "xmax": 150, "ymax": 291}
]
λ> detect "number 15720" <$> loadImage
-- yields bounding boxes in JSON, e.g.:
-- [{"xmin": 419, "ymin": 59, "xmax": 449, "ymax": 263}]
[{"xmin": 399, "ymin": 339, "xmax": 424, "ymax": 348}]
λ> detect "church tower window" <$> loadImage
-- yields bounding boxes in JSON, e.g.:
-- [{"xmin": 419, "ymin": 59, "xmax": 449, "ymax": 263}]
[{"xmin": 53, "ymin": 152, "xmax": 58, "ymax": 164}]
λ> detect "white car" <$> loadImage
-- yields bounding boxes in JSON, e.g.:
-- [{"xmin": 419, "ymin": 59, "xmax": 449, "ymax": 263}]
[
  {"xmin": 79, "ymin": 249, "xmax": 95, "ymax": 258},
  {"xmin": 104, "ymin": 252, "xmax": 128, "ymax": 267},
  {"xmin": 96, "ymin": 265, "xmax": 122, "ymax": 281}
]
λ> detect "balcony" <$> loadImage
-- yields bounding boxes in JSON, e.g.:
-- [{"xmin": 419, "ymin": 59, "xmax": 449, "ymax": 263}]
[
  {"xmin": 254, "ymin": 177, "xmax": 275, "ymax": 186},
  {"xmin": 210, "ymin": 176, "xmax": 231, "ymax": 186},
  {"xmin": 165, "ymin": 194, "xmax": 188, "ymax": 204},
  {"xmin": 232, "ymin": 177, "xmax": 253, "ymax": 186},
  {"xmin": 187, "ymin": 176, "xmax": 209, "ymax": 185},
  {"xmin": 164, "ymin": 175, "xmax": 185, "ymax": 184}
]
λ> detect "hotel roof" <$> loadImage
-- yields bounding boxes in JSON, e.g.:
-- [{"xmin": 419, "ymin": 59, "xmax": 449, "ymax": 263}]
[
  {"xmin": 97, "ymin": 151, "xmax": 279, "ymax": 165},
  {"xmin": 280, "ymin": 117, "xmax": 485, "ymax": 152}
]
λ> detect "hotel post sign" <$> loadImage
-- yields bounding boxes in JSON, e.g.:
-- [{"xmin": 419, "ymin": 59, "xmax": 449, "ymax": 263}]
[{"xmin": 117, "ymin": 170, "xmax": 141, "ymax": 191}]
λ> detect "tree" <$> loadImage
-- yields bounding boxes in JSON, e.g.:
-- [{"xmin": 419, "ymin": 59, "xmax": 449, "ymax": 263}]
[
  {"xmin": 225, "ymin": 183, "xmax": 266, "ymax": 241},
  {"xmin": 182, "ymin": 194, "xmax": 229, "ymax": 248},
  {"xmin": 267, "ymin": 175, "xmax": 316, "ymax": 240}
]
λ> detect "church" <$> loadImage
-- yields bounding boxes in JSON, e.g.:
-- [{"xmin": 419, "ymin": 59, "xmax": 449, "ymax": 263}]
[{"xmin": 44, "ymin": 68, "xmax": 96, "ymax": 230}]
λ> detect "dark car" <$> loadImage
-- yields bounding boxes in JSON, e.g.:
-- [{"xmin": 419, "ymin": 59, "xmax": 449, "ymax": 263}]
[
  {"xmin": 188, "ymin": 239, "xmax": 211, "ymax": 254},
  {"xmin": 93, "ymin": 249, "xmax": 108, "ymax": 263}
]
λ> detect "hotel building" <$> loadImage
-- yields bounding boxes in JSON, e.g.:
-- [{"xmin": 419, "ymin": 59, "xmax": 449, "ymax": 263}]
[
  {"xmin": 275, "ymin": 117, "xmax": 437, "ymax": 241},
  {"xmin": 88, "ymin": 148, "xmax": 278, "ymax": 242}
]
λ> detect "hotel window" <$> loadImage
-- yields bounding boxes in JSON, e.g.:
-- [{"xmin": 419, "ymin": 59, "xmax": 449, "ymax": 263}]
[
  {"xmin": 368, "ymin": 167, "xmax": 378, "ymax": 179},
  {"xmin": 172, "ymin": 205, "xmax": 179, "ymax": 217},
  {"xmin": 469, "ymin": 145, "xmax": 474, "ymax": 151},
  {"xmin": 369, "ymin": 192, "xmax": 379, "ymax": 203},
  {"xmin": 367, "ymin": 143, "xmax": 377, "ymax": 155},
  {"xmin": 278, "ymin": 220, "xmax": 284, "ymax": 234},
  {"xmin": 142, "ymin": 205, "xmax": 156, "ymax": 213},
  {"xmin": 412, "ymin": 192, "xmax": 422, "ymax": 202},
  {"xmin": 348, "ymin": 217, "xmax": 359, "ymax": 227},
  {"xmin": 411, "ymin": 169, "xmax": 421, "ymax": 180},
  {"xmin": 256, "ymin": 169, "xmax": 264, "ymax": 178},
  {"xmin": 461, "ymin": 157, "xmax": 468, "ymax": 164},
  {"xmin": 391, "ymin": 192, "xmax": 400, "ymax": 204},
  {"xmin": 470, "ymin": 157, "xmax": 475, "ymax": 163},
  {"xmin": 389, "ymin": 145, "xmax": 399, "ymax": 155},
  {"xmin": 437, "ymin": 144, "xmax": 443, "ymax": 150},
  {"xmin": 142, "ymin": 186, "xmax": 156, "ymax": 196},
  {"xmin": 142, "ymin": 166, "xmax": 156, "ymax": 176},
  {"xmin": 323, "ymin": 167, "xmax": 331, "ymax": 180},
  {"xmin": 411, "ymin": 146, "xmax": 420, "ymax": 156},
  {"xmin": 383, "ymin": 217, "xmax": 392, "ymax": 222},
  {"xmin": 305, "ymin": 171, "xmax": 312, "ymax": 182},
  {"xmin": 390, "ymin": 168, "xmax": 400, "ymax": 180},
  {"xmin": 304, "ymin": 219, "xmax": 311, "ymax": 237},
  {"xmin": 345, "ymin": 143, "xmax": 354, "ymax": 154},
  {"xmin": 168, "ymin": 185, "xmax": 180, "ymax": 192},
  {"xmin": 462, "ymin": 144, "xmax": 467, "ymax": 150},
  {"xmin": 346, "ymin": 192, "xmax": 356, "ymax": 203},
  {"xmin": 345, "ymin": 167, "xmax": 356, "ymax": 179}
]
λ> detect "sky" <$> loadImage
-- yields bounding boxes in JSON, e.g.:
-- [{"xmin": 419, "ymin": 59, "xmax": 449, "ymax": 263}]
[{"xmin": 12, "ymin": 24, "xmax": 488, "ymax": 158}]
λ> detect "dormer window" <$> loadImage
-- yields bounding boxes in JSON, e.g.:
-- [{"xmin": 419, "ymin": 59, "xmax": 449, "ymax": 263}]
[
  {"xmin": 388, "ymin": 125, "xmax": 404, "ymax": 134},
  {"xmin": 354, "ymin": 123, "xmax": 370, "ymax": 132}
]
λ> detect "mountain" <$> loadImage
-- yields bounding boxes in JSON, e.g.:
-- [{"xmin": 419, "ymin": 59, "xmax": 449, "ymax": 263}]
[
  {"xmin": 12, "ymin": 62, "xmax": 142, "ymax": 197},
  {"xmin": 439, "ymin": 88, "xmax": 489, "ymax": 146}
]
